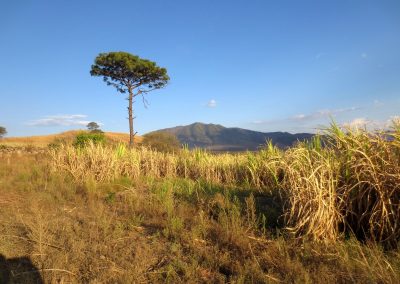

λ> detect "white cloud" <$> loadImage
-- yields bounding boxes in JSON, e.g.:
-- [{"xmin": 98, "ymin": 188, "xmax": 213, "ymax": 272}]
[
  {"xmin": 343, "ymin": 116, "xmax": 400, "ymax": 130},
  {"xmin": 27, "ymin": 114, "xmax": 96, "ymax": 127},
  {"xmin": 294, "ymin": 114, "xmax": 306, "ymax": 119},
  {"xmin": 361, "ymin": 52, "xmax": 368, "ymax": 59},
  {"xmin": 387, "ymin": 116, "xmax": 400, "ymax": 126},
  {"xmin": 290, "ymin": 107, "xmax": 360, "ymax": 122},
  {"xmin": 207, "ymin": 99, "xmax": 217, "ymax": 108},
  {"xmin": 315, "ymin": 53, "xmax": 324, "ymax": 60}
]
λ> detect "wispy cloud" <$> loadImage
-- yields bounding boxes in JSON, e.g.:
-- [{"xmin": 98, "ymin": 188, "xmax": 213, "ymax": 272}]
[
  {"xmin": 27, "ymin": 114, "xmax": 95, "ymax": 127},
  {"xmin": 251, "ymin": 101, "xmax": 398, "ymax": 133},
  {"xmin": 315, "ymin": 52, "xmax": 324, "ymax": 60},
  {"xmin": 373, "ymin": 99, "xmax": 384, "ymax": 108},
  {"xmin": 251, "ymin": 106, "xmax": 361, "ymax": 132},
  {"xmin": 207, "ymin": 99, "xmax": 217, "ymax": 108},
  {"xmin": 361, "ymin": 52, "xmax": 368, "ymax": 59},
  {"xmin": 289, "ymin": 106, "xmax": 360, "ymax": 122}
]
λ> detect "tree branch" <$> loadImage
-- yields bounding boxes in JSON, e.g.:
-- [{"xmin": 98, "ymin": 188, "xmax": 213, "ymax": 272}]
[{"xmin": 141, "ymin": 93, "xmax": 149, "ymax": 108}]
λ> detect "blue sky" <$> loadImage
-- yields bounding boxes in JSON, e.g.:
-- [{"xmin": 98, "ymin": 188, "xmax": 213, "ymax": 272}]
[{"xmin": 1, "ymin": 0, "xmax": 399, "ymax": 136}]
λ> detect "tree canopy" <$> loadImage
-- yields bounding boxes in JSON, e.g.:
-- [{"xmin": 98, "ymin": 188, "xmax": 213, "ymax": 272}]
[
  {"xmin": 90, "ymin": 52, "xmax": 169, "ymax": 94},
  {"xmin": 87, "ymin": 122, "xmax": 101, "ymax": 132},
  {"xmin": 0, "ymin": 126, "xmax": 7, "ymax": 138},
  {"xmin": 90, "ymin": 52, "xmax": 169, "ymax": 147}
]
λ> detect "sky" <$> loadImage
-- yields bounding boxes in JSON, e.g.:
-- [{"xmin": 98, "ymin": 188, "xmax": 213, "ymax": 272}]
[{"xmin": 1, "ymin": 0, "xmax": 400, "ymax": 137}]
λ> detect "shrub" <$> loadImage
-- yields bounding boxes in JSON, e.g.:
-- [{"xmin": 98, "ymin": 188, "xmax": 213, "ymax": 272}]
[
  {"xmin": 142, "ymin": 132, "xmax": 181, "ymax": 153},
  {"xmin": 48, "ymin": 138, "xmax": 68, "ymax": 150},
  {"xmin": 73, "ymin": 132, "xmax": 106, "ymax": 148}
]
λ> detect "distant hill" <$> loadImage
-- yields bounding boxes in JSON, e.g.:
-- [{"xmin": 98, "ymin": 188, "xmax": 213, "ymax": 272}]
[
  {"xmin": 2, "ymin": 123, "xmax": 313, "ymax": 151},
  {"xmin": 1, "ymin": 130, "xmax": 141, "ymax": 147},
  {"xmin": 148, "ymin": 122, "xmax": 313, "ymax": 151}
]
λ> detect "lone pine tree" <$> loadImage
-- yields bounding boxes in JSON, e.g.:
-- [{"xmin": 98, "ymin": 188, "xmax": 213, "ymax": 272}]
[{"xmin": 90, "ymin": 52, "xmax": 169, "ymax": 147}]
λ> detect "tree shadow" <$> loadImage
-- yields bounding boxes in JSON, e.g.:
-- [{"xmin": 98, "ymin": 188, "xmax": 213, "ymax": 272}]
[{"xmin": 0, "ymin": 254, "xmax": 43, "ymax": 284}]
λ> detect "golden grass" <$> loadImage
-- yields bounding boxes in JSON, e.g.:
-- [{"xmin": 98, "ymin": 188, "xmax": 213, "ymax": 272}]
[
  {"xmin": 49, "ymin": 143, "xmax": 281, "ymax": 188},
  {"xmin": 329, "ymin": 125, "xmax": 400, "ymax": 246},
  {"xmin": 283, "ymin": 147, "xmax": 343, "ymax": 241},
  {"xmin": 106, "ymin": 131, "xmax": 143, "ymax": 144}
]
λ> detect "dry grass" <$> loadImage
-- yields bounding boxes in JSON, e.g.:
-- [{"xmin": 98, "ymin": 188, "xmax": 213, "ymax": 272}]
[
  {"xmin": 283, "ymin": 146, "xmax": 342, "ymax": 242},
  {"xmin": 1, "ymin": 130, "xmax": 82, "ymax": 147},
  {"xmin": 1, "ymin": 123, "xmax": 400, "ymax": 282},
  {"xmin": 1, "ymin": 153, "xmax": 400, "ymax": 283},
  {"xmin": 0, "ymin": 130, "xmax": 142, "ymax": 147},
  {"xmin": 49, "ymin": 143, "xmax": 282, "ymax": 189},
  {"xmin": 329, "ymin": 124, "xmax": 400, "ymax": 247},
  {"xmin": 48, "ymin": 123, "xmax": 400, "ymax": 247},
  {"xmin": 282, "ymin": 124, "xmax": 400, "ymax": 247}
]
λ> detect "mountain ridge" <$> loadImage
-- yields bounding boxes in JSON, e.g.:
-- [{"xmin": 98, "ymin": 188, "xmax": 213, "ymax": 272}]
[{"xmin": 148, "ymin": 122, "xmax": 313, "ymax": 151}]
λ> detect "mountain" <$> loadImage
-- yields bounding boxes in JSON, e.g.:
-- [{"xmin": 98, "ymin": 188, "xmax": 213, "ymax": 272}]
[{"xmin": 149, "ymin": 122, "xmax": 313, "ymax": 151}]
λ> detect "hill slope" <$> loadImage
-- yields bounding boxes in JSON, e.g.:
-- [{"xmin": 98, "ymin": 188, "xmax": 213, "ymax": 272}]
[
  {"xmin": 149, "ymin": 122, "xmax": 313, "ymax": 151},
  {"xmin": 1, "ymin": 130, "xmax": 141, "ymax": 147}
]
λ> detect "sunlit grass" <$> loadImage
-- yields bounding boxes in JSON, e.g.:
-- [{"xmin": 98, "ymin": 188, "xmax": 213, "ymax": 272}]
[
  {"xmin": 49, "ymin": 123, "xmax": 400, "ymax": 247},
  {"xmin": 1, "ymin": 122, "xmax": 400, "ymax": 282}
]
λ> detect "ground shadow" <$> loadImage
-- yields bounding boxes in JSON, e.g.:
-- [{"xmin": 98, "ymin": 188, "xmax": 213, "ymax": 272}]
[
  {"xmin": 0, "ymin": 254, "xmax": 43, "ymax": 284},
  {"xmin": 222, "ymin": 187, "xmax": 286, "ymax": 230},
  {"xmin": 172, "ymin": 179, "xmax": 286, "ymax": 231}
]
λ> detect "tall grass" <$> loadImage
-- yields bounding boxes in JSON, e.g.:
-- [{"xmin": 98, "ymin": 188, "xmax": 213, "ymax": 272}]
[
  {"xmin": 50, "ymin": 142, "xmax": 282, "ymax": 189},
  {"xmin": 328, "ymin": 123, "xmax": 400, "ymax": 247},
  {"xmin": 283, "ymin": 146, "xmax": 342, "ymax": 241},
  {"xmin": 49, "ymin": 123, "xmax": 400, "ymax": 247}
]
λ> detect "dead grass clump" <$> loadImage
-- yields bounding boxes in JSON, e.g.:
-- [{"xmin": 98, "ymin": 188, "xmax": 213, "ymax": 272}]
[
  {"xmin": 282, "ymin": 146, "xmax": 343, "ymax": 241},
  {"xmin": 283, "ymin": 123, "xmax": 400, "ymax": 246},
  {"xmin": 329, "ymin": 125, "xmax": 400, "ymax": 247}
]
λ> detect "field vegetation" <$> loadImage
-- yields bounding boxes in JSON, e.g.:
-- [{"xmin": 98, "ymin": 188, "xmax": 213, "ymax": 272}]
[{"xmin": 1, "ymin": 123, "xmax": 400, "ymax": 283}]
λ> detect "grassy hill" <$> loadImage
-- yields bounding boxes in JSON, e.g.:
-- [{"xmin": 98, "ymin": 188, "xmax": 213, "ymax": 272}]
[
  {"xmin": 0, "ymin": 130, "xmax": 142, "ymax": 147},
  {"xmin": 149, "ymin": 122, "xmax": 314, "ymax": 151}
]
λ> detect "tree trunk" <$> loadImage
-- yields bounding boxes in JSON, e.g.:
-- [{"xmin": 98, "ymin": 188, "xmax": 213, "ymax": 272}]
[{"xmin": 128, "ymin": 89, "xmax": 134, "ymax": 148}]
